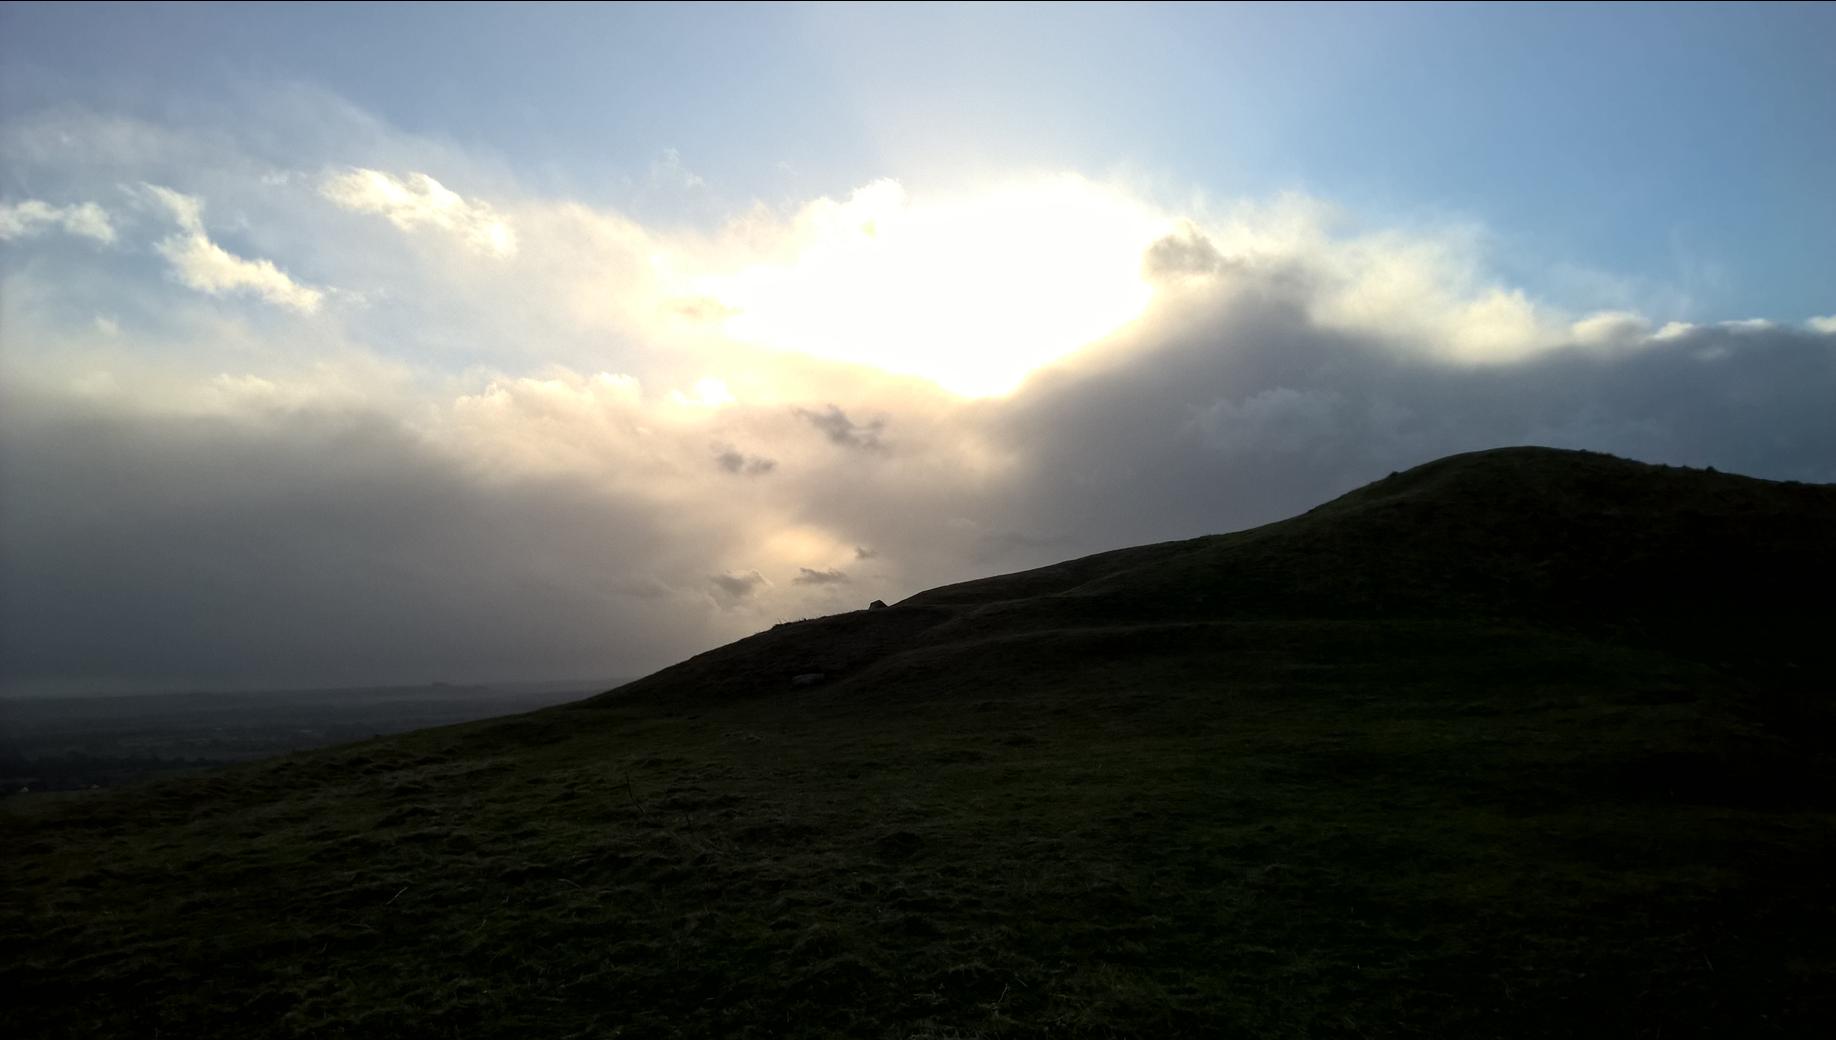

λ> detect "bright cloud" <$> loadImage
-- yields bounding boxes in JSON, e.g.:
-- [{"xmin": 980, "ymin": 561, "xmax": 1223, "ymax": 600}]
[
  {"xmin": 665, "ymin": 176, "xmax": 1167, "ymax": 396},
  {"xmin": 7, "ymin": 96, "xmax": 1836, "ymax": 694},
  {"xmin": 321, "ymin": 168, "xmax": 517, "ymax": 257},
  {"xmin": 1568, "ymin": 310, "xmax": 1653, "ymax": 348},
  {"xmin": 0, "ymin": 199, "xmax": 116, "ymax": 243},
  {"xmin": 668, "ymin": 377, "xmax": 738, "ymax": 409},
  {"xmin": 143, "ymin": 184, "xmax": 324, "ymax": 313},
  {"xmin": 154, "ymin": 234, "xmax": 325, "ymax": 313},
  {"xmin": 445, "ymin": 370, "xmax": 654, "ymax": 484}
]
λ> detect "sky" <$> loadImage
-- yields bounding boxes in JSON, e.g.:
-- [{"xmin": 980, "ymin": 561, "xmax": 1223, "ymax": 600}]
[{"xmin": 2, "ymin": 3, "xmax": 1834, "ymax": 695}]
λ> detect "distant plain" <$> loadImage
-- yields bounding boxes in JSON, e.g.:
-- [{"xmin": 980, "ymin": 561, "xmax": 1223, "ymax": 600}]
[{"xmin": 0, "ymin": 682, "xmax": 613, "ymax": 793}]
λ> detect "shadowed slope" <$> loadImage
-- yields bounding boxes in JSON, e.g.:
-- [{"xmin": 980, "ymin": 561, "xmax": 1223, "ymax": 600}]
[
  {"xmin": 915, "ymin": 444, "xmax": 1836, "ymax": 625},
  {"xmin": 6, "ymin": 446, "xmax": 1835, "ymax": 1039},
  {"xmin": 601, "ymin": 446, "xmax": 1836, "ymax": 709}
]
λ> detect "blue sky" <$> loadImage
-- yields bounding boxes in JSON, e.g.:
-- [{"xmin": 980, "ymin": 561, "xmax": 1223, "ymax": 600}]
[
  {"xmin": 3, "ymin": 3, "xmax": 1835, "ymax": 693},
  {"xmin": 6, "ymin": 3, "xmax": 1833, "ymax": 321}
]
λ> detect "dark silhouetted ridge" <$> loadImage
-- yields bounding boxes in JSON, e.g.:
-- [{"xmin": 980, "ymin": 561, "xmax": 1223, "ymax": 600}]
[{"xmin": 598, "ymin": 446, "xmax": 1836, "ymax": 708}]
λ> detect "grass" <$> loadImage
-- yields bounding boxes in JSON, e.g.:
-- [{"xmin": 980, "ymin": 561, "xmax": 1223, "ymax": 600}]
[{"xmin": 4, "ymin": 447, "xmax": 1835, "ymax": 1037}]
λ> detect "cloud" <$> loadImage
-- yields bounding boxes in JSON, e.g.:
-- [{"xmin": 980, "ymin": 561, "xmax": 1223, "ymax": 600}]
[
  {"xmin": 1143, "ymin": 222, "xmax": 1231, "ymax": 279},
  {"xmin": 0, "ymin": 387, "xmax": 708, "ymax": 692},
  {"xmin": 1723, "ymin": 318, "xmax": 1777, "ymax": 333},
  {"xmin": 1190, "ymin": 387, "xmax": 1346, "ymax": 458},
  {"xmin": 7, "ymin": 93, "xmax": 1836, "ymax": 696},
  {"xmin": 1568, "ymin": 310, "xmax": 1652, "ymax": 347},
  {"xmin": 321, "ymin": 168, "xmax": 516, "ymax": 257},
  {"xmin": 153, "ymin": 234, "xmax": 326, "ymax": 313},
  {"xmin": 142, "ymin": 183, "xmax": 206, "ymax": 231},
  {"xmin": 972, "ymin": 286, "xmax": 1836, "ymax": 560},
  {"xmin": 6, "ymin": 291, "xmax": 1835, "ymax": 694},
  {"xmin": 650, "ymin": 148, "xmax": 705, "ymax": 190},
  {"xmin": 714, "ymin": 447, "xmax": 777, "ymax": 476},
  {"xmin": 671, "ymin": 378, "xmax": 737, "ymax": 408},
  {"xmin": 0, "ymin": 199, "xmax": 116, "ymax": 244},
  {"xmin": 969, "ymin": 529, "xmax": 1073, "ymax": 565},
  {"xmin": 792, "ymin": 567, "xmax": 849, "ymax": 586},
  {"xmin": 142, "ymin": 185, "xmax": 324, "ymax": 312},
  {"xmin": 1153, "ymin": 208, "xmax": 1628, "ymax": 365},
  {"xmin": 796, "ymin": 404, "xmax": 886, "ymax": 451},
  {"xmin": 709, "ymin": 570, "xmax": 768, "ymax": 608},
  {"xmin": 673, "ymin": 175, "xmax": 1164, "ymax": 395}
]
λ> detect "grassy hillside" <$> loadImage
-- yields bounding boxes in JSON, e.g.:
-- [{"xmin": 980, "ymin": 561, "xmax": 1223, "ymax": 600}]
[{"xmin": 5, "ymin": 447, "xmax": 1834, "ymax": 1038}]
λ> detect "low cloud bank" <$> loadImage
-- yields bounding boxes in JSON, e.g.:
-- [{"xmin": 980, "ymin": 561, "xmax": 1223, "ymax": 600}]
[
  {"xmin": 3, "ymin": 103, "xmax": 1833, "ymax": 693},
  {"xmin": 6, "ymin": 288, "xmax": 1830, "ymax": 694}
]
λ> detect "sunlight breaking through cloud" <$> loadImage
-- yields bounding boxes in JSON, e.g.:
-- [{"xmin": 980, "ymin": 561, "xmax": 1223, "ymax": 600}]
[
  {"xmin": 667, "ymin": 177, "xmax": 1165, "ymax": 396},
  {"xmin": 3, "ymin": 95, "xmax": 1833, "ymax": 693}
]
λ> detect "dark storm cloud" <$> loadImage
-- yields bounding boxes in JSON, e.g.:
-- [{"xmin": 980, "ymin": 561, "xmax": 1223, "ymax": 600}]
[
  {"xmin": 792, "ymin": 567, "xmax": 849, "ymax": 586},
  {"xmin": 978, "ymin": 289, "xmax": 1836, "ymax": 560},
  {"xmin": 970, "ymin": 530, "xmax": 1074, "ymax": 565},
  {"xmin": 795, "ymin": 404, "xmax": 886, "ymax": 451},
  {"xmin": 0, "ymin": 393, "xmax": 711, "ymax": 694}
]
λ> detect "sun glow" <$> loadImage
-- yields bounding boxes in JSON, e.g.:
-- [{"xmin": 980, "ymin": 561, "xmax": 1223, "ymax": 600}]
[{"xmin": 677, "ymin": 177, "xmax": 1166, "ymax": 397}]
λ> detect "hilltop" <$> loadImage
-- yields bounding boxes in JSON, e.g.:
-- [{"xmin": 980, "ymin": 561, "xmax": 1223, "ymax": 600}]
[
  {"xmin": 5, "ymin": 447, "xmax": 1834, "ymax": 1038},
  {"xmin": 609, "ymin": 446, "xmax": 1836, "ymax": 713}
]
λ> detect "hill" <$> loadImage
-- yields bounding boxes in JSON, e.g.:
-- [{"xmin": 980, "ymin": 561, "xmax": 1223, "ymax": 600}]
[{"xmin": 5, "ymin": 447, "xmax": 1835, "ymax": 1038}]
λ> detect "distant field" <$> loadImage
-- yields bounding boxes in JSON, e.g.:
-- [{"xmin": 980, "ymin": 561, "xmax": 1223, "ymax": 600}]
[{"xmin": 0, "ymin": 681, "xmax": 618, "ymax": 794}]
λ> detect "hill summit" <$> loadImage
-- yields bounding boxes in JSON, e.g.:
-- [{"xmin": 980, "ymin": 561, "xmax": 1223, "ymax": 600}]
[
  {"xmin": 606, "ymin": 446, "xmax": 1836, "ymax": 709},
  {"xmin": 6, "ymin": 446, "xmax": 1835, "ymax": 1039}
]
